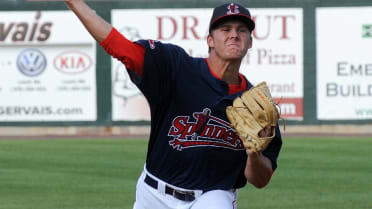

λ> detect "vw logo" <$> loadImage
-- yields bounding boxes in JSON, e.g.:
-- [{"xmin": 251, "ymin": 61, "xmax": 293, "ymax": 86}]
[{"xmin": 17, "ymin": 48, "xmax": 47, "ymax": 77}]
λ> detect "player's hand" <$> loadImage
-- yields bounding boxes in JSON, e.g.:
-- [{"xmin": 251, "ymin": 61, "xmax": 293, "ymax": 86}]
[
  {"xmin": 245, "ymin": 126, "xmax": 272, "ymax": 154},
  {"xmin": 258, "ymin": 126, "xmax": 273, "ymax": 138},
  {"xmin": 65, "ymin": 0, "xmax": 84, "ymax": 2},
  {"xmin": 65, "ymin": 0, "xmax": 84, "ymax": 7}
]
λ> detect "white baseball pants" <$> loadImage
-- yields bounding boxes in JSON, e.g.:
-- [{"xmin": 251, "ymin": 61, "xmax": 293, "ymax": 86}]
[{"xmin": 133, "ymin": 168, "xmax": 238, "ymax": 209}]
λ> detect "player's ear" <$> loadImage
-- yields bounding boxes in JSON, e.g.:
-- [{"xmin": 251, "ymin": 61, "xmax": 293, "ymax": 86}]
[
  {"xmin": 207, "ymin": 34, "xmax": 214, "ymax": 49},
  {"xmin": 248, "ymin": 35, "xmax": 253, "ymax": 49}
]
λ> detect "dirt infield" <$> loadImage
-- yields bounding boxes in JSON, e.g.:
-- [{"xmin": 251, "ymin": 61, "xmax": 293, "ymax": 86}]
[{"xmin": 0, "ymin": 124, "xmax": 372, "ymax": 139}]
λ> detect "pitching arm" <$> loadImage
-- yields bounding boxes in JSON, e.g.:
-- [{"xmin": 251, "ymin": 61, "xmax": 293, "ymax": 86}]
[{"xmin": 65, "ymin": 0, "xmax": 112, "ymax": 43}]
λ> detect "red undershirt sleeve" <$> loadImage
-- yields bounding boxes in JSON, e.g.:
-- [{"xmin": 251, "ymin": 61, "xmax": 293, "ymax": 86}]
[{"xmin": 99, "ymin": 28, "xmax": 145, "ymax": 76}]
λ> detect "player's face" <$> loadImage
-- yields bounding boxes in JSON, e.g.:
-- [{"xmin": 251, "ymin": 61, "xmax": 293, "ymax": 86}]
[{"xmin": 208, "ymin": 20, "xmax": 252, "ymax": 61}]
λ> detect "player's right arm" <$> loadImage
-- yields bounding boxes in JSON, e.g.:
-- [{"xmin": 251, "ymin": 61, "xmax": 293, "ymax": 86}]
[
  {"xmin": 65, "ymin": 0, "xmax": 112, "ymax": 43},
  {"xmin": 65, "ymin": 0, "xmax": 145, "ymax": 75}
]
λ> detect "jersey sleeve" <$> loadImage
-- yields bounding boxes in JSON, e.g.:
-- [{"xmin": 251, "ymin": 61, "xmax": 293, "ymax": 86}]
[
  {"xmin": 100, "ymin": 28, "xmax": 185, "ymax": 105},
  {"xmin": 99, "ymin": 28, "xmax": 145, "ymax": 76},
  {"xmin": 132, "ymin": 39, "xmax": 186, "ymax": 105}
]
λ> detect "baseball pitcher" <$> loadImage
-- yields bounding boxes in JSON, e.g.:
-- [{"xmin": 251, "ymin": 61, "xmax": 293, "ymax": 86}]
[{"xmin": 65, "ymin": 1, "xmax": 283, "ymax": 208}]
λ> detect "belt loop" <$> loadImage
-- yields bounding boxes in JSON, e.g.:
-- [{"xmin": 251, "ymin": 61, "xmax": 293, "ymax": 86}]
[
  {"xmin": 157, "ymin": 180, "xmax": 166, "ymax": 195},
  {"xmin": 193, "ymin": 190, "xmax": 203, "ymax": 199}
]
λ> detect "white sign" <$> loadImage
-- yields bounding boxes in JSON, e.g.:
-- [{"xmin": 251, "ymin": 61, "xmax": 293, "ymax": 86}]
[
  {"xmin": 111, "ymin": 8, "xmax": 303, "ymax": 121},
  {"xmin": 0, "ymin": 11, "xmax": 97, "ymax": 121},
  {"xmin": 316, "ymin": 7, "xmax": 372, "ymax": 120}
]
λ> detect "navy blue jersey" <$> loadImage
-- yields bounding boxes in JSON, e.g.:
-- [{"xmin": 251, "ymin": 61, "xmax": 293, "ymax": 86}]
[{"xmin": 128, "ymin": 39, "xmax": 282, "ymax": 191}]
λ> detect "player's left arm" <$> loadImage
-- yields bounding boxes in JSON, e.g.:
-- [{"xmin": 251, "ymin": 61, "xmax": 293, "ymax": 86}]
[
  {"xmin": 245, "ymin": 150, "xmax": 273, "ymax": 188},
  {"xmin": 244, "ymin": 126, "xmax": 274, "ymax": 188}
]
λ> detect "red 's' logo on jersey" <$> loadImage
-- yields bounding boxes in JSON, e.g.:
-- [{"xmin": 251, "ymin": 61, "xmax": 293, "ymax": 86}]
[{"xmin": 168, "ymin": 108, "xmax": 244, "ymax": 151}]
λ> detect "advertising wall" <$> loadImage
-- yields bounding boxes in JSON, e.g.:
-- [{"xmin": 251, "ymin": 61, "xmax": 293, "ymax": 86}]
[
  {"xmin": 111, "ymin": 8, "xmax": 304, "ymax": 121},
  {"xmin": 316, "ymin": 7, "xmax": 372, "ymax": 120},
  {"xmin": 0, "ymin": 0, "xmax": 371, "ymax": 126},
  {"xmin": 0, "ymin": 11, "xmax": 97, "ymax": 121}
]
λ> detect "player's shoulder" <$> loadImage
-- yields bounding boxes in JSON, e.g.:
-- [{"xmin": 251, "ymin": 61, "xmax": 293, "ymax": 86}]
[{"xmin": 136, "ymin": 39, "xmax": 202, "ymax": 66}]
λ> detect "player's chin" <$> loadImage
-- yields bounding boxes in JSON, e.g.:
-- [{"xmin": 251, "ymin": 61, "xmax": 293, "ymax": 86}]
[
  {"xmin": 225, "ymin": 52, "xmax": 245, "ymax": 61},
  {"xmin": 226, "ymin": 49, "xmax": 245, "ymax": 57}
]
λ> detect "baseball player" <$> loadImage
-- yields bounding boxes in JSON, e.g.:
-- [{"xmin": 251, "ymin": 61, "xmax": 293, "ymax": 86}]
[{"xmin": 65, "ymin": 1, "xmax": 282, "ymax": 208}]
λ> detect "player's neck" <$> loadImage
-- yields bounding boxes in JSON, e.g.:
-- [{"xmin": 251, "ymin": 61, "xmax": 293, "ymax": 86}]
[{"xmin": 207, "ymin": 55, "xmax": 241, "ymax": 85}]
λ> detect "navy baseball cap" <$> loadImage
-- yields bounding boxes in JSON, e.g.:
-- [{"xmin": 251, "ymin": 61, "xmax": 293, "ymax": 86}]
[{"xmin": 209, "ymin": 3, "xmax": 255, "ymax": 33}]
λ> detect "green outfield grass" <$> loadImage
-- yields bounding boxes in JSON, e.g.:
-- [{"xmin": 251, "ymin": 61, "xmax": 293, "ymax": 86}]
[{"xmin": 0, "ymin": 137, "xmax": 371, "ymax": 209}]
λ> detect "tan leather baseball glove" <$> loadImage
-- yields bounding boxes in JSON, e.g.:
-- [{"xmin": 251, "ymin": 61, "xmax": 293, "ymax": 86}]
[{"xmin": 226, "ymin": 82, "xmax": 280, "ymax": 152}]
